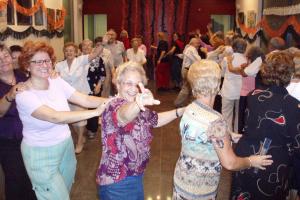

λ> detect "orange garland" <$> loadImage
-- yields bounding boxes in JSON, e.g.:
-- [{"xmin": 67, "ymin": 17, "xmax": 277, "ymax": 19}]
[
  {"xmin": 4, "ymin": 0, "xmax": 65, "ymax": 30},
  {"xmin": 10, "ymin": 0, "xmax": 43, "ymax": 16},
  {"xmin": 0, "ymin": 0, "xmax": 8, "ymax": 11},
  {"xmin": 237, "ymin": 15, "xmax": 300, "ymax": 37}
]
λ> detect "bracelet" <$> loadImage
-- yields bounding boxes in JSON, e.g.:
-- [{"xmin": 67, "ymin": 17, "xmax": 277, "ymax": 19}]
[
  {"xmin": 248, "ymin": 156, "xmax": 252, "ymax": 168},
  {"xmin": 175, "ymin": 108, "xmax": 179, "ymax": 118},
  {"xmin": 5, "ymin": 95, "xmax": 13, "ymax": 103}
]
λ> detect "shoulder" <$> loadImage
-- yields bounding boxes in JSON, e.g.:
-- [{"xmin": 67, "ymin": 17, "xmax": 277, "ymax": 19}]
[
  {"xmin": 14, "ymin": 70, "xmax": 27, "ymax": 82},
  {"xmin": 55, "ymin": 60, "xmax": 67, "ymax": 69}
]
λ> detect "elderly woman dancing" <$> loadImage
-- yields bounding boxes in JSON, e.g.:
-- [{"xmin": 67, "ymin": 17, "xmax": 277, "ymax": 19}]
[
  {"xmin": 96, "ymin": 61, "xmax": 185, "ymax": 200},
  {"xmin": 230, "ymin": 51, "xmax": 300, "ymax": 200},
  {"xmin": 15, "ymin": 41, "xmax": 108, "ymax": 200},
  {"xmin": 172, "ymin": 60, "xmax": 273, "ymax": 200}
]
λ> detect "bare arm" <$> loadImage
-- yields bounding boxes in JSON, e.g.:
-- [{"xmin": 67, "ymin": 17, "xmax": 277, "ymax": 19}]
[
  {"xmin": 0, "ymin": 83, "xmax": 27, "ymax": 117},
  {"xmin": 156, "ymin": 107, "xmax": 185, "ymax": 128},
  {"xmin": 117, "ymin": 83, "xmax": 160, "ymax": 125},
  {"xmin": 88, "ymin": 46, "xmax": 102, "ymax": 62},
  {"xmin": 31, "ymin": 104, "xmax": 105, "ymax": 124},
  {"xmin": 213, "ymin": 135, "xmax": 273, "ymax": 171},
  {"xmin": 157, "ymin": 51, "xmax": 166, "ymax": 64},
  {"xmin": 226, "ymin": 56, "xmax": 247, "ymax": 75},
  {"xmin": 68, "ymin": 91, "xmax": 107, "ymax": 109},
  {"xmin": 165, "ymin": 46, "xmax": 176, "ymax": 56}
]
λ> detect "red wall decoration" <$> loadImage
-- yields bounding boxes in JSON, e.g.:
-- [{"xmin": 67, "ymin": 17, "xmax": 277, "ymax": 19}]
[{"xmin": 83, "ymin": 0, "xmax": 235, "ymax": 49}]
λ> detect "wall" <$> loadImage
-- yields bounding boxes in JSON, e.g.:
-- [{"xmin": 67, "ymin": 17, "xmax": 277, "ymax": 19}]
[
  {"xmin": 83, "ymin": 0, "xmax": 122, "ymax": 33},
  {"xmin": 236, "ymin": 0, "xmax": 263, "ymax": 46},
  {"xmin": 3, "ymin": 0, "xmax": 65, "ymax": 60},
  {"xmin": 188, "ymin": 0, "xmax": 235, "ymax": 33},
  {"xmin": 83, "ymin": 0, "xmax": 235, "ymax": 35}
]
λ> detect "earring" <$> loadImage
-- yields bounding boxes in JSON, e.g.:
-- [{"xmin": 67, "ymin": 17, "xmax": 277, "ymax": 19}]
[{"xmin": 26, "ymin": 69, "xmax": 30, "ymax": 77}]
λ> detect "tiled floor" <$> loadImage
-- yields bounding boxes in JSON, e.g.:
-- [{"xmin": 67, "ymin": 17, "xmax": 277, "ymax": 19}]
[{"xmin": 70, "ymin": 88, "xmax": 232, "ymax": 200}]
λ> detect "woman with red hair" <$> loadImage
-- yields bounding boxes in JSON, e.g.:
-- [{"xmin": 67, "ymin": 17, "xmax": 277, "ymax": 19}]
[{"xmin": 16, "ymin": 41, "xmax": 108, "ymax": 200}]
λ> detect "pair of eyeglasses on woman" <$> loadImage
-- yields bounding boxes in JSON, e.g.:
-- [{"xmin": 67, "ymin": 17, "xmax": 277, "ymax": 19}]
[
  {"xmin": 121, "ymin": 81, "xmax": 140, "ymax": 88},
  {"xmin": 30, "ymin": 59, "xmax": 52, "ymax": 65}
]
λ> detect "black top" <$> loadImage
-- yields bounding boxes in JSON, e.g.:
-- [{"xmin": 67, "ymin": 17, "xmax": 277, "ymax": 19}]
[
  {"xmin": 156, "ymin": 40, "xmax": 169, "ymax": 63},
  {"xmin": 87, "ymin": 57, "xmax": 106, "ymax": 95},
  {"xmin": 0, "ymin": 70, "xmax": 27, "ymax": 140},
  {"xmin": 231, "ymin": 86, "xmax": 300, "ymax": 200}
]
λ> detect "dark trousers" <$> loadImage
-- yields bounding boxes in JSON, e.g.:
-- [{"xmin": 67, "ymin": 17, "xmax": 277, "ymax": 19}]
[
  {"xmin": 238, "ymin": 96, "xmax": 247, "ymax": 134},
  {"xmin": 86, "ymin": 115, "xmax": 99, "ymax": 133},
  {"xmin": 0, "ymin": 138, "xmax": 37, "ymax": 200}
]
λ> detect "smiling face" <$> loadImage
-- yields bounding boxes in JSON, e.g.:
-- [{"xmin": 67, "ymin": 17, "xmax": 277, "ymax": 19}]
[
  {"xmin": 64, "ymin": 45, "xmax": 77, "ymax": 61},
  {"xmin": 28, "ymin": 51, "xmax": 52, "ymax": 79},
  {"xmin": 0, "ymin": 49, "xmax": 13, "ymax": 74},
  {"xmin": 117, "ymin": 70, "xmax": 142, "ymax": 102}
]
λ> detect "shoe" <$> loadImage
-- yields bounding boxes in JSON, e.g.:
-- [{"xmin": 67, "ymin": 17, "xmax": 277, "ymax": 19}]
[{"xmin": 87, "ymin": 131, "xmax": 96, "ymax": 139}]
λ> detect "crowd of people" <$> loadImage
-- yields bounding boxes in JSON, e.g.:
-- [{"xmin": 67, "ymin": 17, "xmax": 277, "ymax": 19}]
[{"xmin": 0, "ymin": 25, "xmax": 300, "ymax": 200}]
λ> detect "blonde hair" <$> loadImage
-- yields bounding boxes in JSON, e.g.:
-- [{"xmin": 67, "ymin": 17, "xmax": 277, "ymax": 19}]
[
  {"xmin": 157, "ymin": 32, "xmax": 166, "ymax": 41},
  {"xmin": 113, "ymin": 61, "xmax": 148, "ymax": 86},
  {"xmin": 188, "ymin": 60, "xmax": 221, "ymax": 97}
]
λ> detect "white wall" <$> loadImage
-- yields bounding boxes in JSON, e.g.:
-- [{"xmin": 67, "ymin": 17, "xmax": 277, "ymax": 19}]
[
  {"xmin": 73, "ymin": 0, "xmax": 83, "ymax": 44},
  {"xmin": 236, "ymin": 0, "xmax": 262, "ymax": 46}
]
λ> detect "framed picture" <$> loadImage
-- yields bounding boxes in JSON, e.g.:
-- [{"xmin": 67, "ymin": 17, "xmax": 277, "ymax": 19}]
[
  {"xmin": 238, "ymin": 12, "xmax": 245, "ymax": 24},
  {"xmin": 247, "ymin": 11, "xmax": 256, "ymax": 28}
]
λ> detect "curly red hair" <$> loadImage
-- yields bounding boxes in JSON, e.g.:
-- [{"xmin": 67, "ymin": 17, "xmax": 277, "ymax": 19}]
[{"xmin": 19, "ymin": 41, "xmax": 56, "ymax": 71}]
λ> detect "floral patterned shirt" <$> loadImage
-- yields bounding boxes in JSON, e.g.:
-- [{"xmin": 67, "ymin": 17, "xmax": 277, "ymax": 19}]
[{"xmin": 96, "ymin": 98, "xmax": 158, "ymax": 185}]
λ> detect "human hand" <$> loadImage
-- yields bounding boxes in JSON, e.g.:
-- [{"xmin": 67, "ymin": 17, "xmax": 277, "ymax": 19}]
[
  {"xmin": 49, "ymin": 69, "xmax": 60, "ymax": 79},
  {"xmin": 230, "ymin": 132, "xmax": 242, "ymax": 143},
  {"xmin": 240, "ymin": 63, "xmax": 248, "ymax": 69},
  {"xmin": 95, "ymin": 98, "xmax": 111, "ymax": 116},
  {"xmin": 226, "ymin": 55, "xmax": 233, "ymax": 63},
  {"xmin": 135, "ymin": 83, "xmax": 160, "ymax": 111},
  {"xmin": 94, "ymin": 83, "xmax": 101, "ymax": 95},
  {"xmin": 216, "ymin": 45, "xmax": 225, "ymax": 53},
  {"xmin": 249, "ymin": 155, "xmax": 273, "ymax": 170},
  {"xmin": 6, "ymin": 82, "xmax": 27, "ymax": 101},
  {"xmin": 207, "ymin": 23, "xmax": 212, "ymax": 30}
]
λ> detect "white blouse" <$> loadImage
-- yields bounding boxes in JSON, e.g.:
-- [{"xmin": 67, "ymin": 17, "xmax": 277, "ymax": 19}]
[{"xmin": 55, "ymin": 55, "xmax": 91, "ymax": 95}]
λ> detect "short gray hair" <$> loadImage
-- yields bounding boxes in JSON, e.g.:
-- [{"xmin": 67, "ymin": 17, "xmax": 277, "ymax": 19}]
[
  {"xmin": 114, "ymin": 61, "xmax": 148, "ymax": 86},
  {"xmin": 188, "ymin": 60, "xmax": 221, "ymax": 97}
]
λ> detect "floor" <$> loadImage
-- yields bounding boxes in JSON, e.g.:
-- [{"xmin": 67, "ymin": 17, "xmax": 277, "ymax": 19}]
[
  {"xmin": 70, "ymin": 88, "xmax": 232, "ymax": 200},
  {"xmin": 0, "ymin": 85, "xmax": 232, "ymax": 200}
]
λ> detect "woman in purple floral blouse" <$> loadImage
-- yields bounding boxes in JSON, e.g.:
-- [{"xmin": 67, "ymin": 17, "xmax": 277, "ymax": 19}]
[{"xmin": 96, "ymin": 61, "xmax": 185, "ymax": 200}]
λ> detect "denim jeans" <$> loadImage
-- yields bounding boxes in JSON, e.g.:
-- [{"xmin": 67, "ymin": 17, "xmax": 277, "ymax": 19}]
[{"xmin": 98, "ymin": 175, "xmax": 144, "ymax": 200}]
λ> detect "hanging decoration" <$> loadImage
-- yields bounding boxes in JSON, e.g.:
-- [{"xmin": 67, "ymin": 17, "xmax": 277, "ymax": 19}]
[
  {"xmin": 10, "ymin": 0, "xmax": 43, "ymax": 16},
  {"xmin": 263, "ymin": 3, "xmax": 300, "ymax": 15},
  {"xmin": 0, "ymin": 26, "xmax": 63, "ymax": 41},
  {"xmin": 0, "ymin": 0, "xmax": 8, "ymax": 11},
  {"xmin": 237, "ymin": 15, "xmax": 300, "ymax": 38},
  {"xmin": 5, "ymin": 0, "xmax": 66, "ymax": 30}
]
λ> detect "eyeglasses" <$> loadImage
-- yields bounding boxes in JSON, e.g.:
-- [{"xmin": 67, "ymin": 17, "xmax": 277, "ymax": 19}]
[
  {"xmin": 121, "ymin": 81, "xmax": 139, "ymax": 88},
  {"xmin": 30, "ymin": 59, "xmax": 52, "ymax": 65}
]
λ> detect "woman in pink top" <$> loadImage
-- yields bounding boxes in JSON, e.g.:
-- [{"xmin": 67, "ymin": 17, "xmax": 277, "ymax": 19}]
[{"xmin": 227, "ymin": 46, "xmax": 265, "ymax": 133}]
